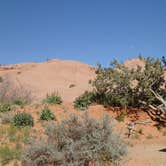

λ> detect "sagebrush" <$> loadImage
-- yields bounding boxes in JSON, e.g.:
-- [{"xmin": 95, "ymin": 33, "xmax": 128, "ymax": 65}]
[
  {"xmin": 43, "ymin": 93, "xmax": 62, "ymax": 105},
  {"xmin": 40, "ymin": 107, "xmax": 56, "ymax": 121},
  {"xmin": 22, "ymin": 113, "xmax": 127, "ymax": 166}
]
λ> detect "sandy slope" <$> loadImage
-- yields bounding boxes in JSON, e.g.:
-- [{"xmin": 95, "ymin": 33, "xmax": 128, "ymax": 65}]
[
  {"xmin": 124, "ymin": 144, "xmax": 166, "ymax": 166},
  {"xmin": 0, "ymin": 59, "xmax": 95, "ymax": 102}
]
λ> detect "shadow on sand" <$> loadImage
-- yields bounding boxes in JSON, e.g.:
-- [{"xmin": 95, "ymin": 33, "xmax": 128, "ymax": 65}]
[{"xmin": 159, "ymin": 148, "xmax": 166, "ymax": 152}]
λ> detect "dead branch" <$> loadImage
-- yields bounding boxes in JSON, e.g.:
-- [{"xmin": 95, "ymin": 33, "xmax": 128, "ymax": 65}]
[{"xmin": 127, "ymin": 121, "xmax": 151, "ymax": 138}]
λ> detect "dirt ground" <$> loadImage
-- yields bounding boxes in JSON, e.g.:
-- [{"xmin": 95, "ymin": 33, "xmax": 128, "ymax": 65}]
[
  {"xmin": 124, "ymin": 144, "xmax": 166, "ymax": 166},
  {"xmin": 5, "ymin": 103, "xmax": 166, "ymax": 166}
]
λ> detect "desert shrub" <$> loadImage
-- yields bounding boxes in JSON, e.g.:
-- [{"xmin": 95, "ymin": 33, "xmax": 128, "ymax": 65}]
[
  {"xmin": 134, "ymin": 57, "xmax": 166, "ymax": 105},
  {"xmin": 117, "ymin": 112, "xmax": 125, "ymax": 122},
  {"xmin": 0, "ymin": 103, "xmax": 12, "ymax": 113},
  {"xmin": 13, "ymin": 99, "xmax": 27, "ymax": 106},
  {"xmin": 0, "ymin": 113, "xmax": 14, "ymax": 124},
  {"xmin": 162, "ymin": 56, "xmax": 166, "ymax": 67},
  {"xmin": 22, "ymin": 142, "xmax": 64, "ymax": 166},
  {"xmin": 0, "ymin": 76, "xmax": 3, "ymax": 83},
  {"xmin": 13, "ymin": 113, "xmax": 34, "ymax": 127},
  {"xmin": 0, "ymin": 145, "xmax": 20, "ymax": 166},
  {"xmin": 40, "ymin": 108, "xmax": 56, "ymax": 121},
  {"xmin": 43, "ymin": 93, "xmax": 62, "ymax": 104},
  {"xmin": 14, "ymin": 161, "xmax": 19, "ymax": 166},
  {"xmin": 90, "ymin": 57, "xmax": 166, "ymax": 108},
  {"xmin": 9, "ymin": 126, "xmax": 30, "ymax": 143},
  {"xmin": 22, "ymin": 113, "xmax": 127, "ymax": 166},
  {"xmin": 90, "ymin": 61, "xmax": 135, "ymax": 108},
  {"xmin": 74, "ymin": 91, "xmax": 94, "ymax": 110}
]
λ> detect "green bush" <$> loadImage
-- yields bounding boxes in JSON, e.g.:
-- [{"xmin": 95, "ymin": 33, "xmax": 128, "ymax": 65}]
[
  {"xmin": 40, "ymin": 108, "xmax": 55, "ymax": 121},
  {"xmin": 13, "ymin": 113, "xmax": 34, "ymax": 127},
  {"xmin": 22, "ymin": 142, "xmax": 63, "ymax": 166},
  {"xmin": 43, "ymin": 93, "xmax": 62, "ymax": 105},
  {"xmin": 13, "ymin": 99, "xmax": 27, "ymax": 106},
  {"xmin": 117, "ymin": 112, "xmax": 125, "ymax": 122},
  {"xmin": 74, "ymin": 91, "xmax": 94, "ymax": 110},
  {"xmin": 90, "ymin": 57, "xmax": 166, "ymax": 108},
  {"xmin": 0, "ymin": 103, "xmax": 12, "ymax": 113},
  {"xmin": 0, "ymin": 145, "xmax": 20, "ymax": 166},
  {"xmin": 0, "ymin": 76, "xmax": 3, "ymax": 83},
  {"xmin": 22, "ymin": 113, "xmax": 127, "ymax": 166}
]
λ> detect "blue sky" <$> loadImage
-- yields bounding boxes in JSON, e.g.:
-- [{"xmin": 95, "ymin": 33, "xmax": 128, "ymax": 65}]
[{"xmin": 0, "ymin": 0, "xmax": 166, "ymax": 66}]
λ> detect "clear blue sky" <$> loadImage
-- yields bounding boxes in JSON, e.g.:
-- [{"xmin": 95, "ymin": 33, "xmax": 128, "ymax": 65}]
[{"xmin": 0, "ymin": 0, "xmax": 166, "ymax": 66}]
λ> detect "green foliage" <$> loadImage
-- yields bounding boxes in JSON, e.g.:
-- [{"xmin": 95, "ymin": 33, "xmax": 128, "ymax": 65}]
[
  {"xmin": 13, "ymin": 113, "xmax": 34, "ymax": 127},
  {"xmin": 134, "ymin": 57, "xmax": 165, "ymax": 105},
  {"xmin": 22, "ymin": 142, "xmax": 63, "ymax": 166},
  {"xmin": 13, "ymin": 99, "xmax": 27, "ymax": 106},
  {"xmin": 43, "ymin": 93, "xmax": 62, "ymax": 105},
  {"xmin": 7, "ymin": 125, "xmax": 18, "ymax": 142},
  {"xmin": 40, "ymin": 108, "xmax": 56, "ymax": 121},
  {"xmin": 0, "ymin": 145, "xmax": 20, "ymax": 166},
  {"xmin": 0, "ymin": 76, "xmax": 3, "ymax": 83},
  {"xmin": 0, "ymin": 123, "xmax": 30, "ymax": 165},
  {"xmin": 90, "ymin": 57, "xmax": 166, "ymax": 108},
  {"xmin": 0, "ymin": 103, "xmax": 12, "ymax": 113},
  {"xmin": 74, "ymin": 91, "xmax": 94, "ymax": 110},
  {"xmin": 91, "ymin": 61, "xmax": 135, "ymax": 107},
  {"xmin": 162, "ymin": 56, "xmax": 166, "ymax": 67},
  {"xmin": 22, "ymin": 113, "xmax": 127, "ymax": 166},
  {"xmin": 117, "ymin": 112, "xmax": 125, "ymax": 122}
]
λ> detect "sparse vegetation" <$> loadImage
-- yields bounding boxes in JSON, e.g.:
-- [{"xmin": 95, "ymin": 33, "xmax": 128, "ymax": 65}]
[
  {"xmin": 87, "ymin": 57, "xmax": 166, "ymax": 124},
  {"xmin": 40, "ymin": 107, "xmax": 56, "ymax": 121},
  {"xmin": 22, "ymin": 113, "xmax": 127, "ymax": 166},
  {"xmin": 0, "ymin": 76, "xmax": 3, "ymax": 83},
  {"xmin": 0, "ymin": 145, "xmax": 21, "ymax": 166},
  {"xmin": 0, "ymin": 103, "xmax": 12, "ymax": 113},
  {"xmin": 13, "ymin": 113, "xmax": 34, "ymax": 127},
  {"xmin": 74, "ymin": 91, "xmax": 94, "ymax": 110},
  {"xmin": 146, "ymin": 134, "xmax": 153, "ymax": 139},
  {"xmin": 117, "ymin": 112, "xmax": 125, "ymax": 122},
  {"xmin": 0, "ymin": 126, "xmax": 23, "ymax": 165},
  {"xmin": 0, "ymin": 77, "xmax": 33, "ymax": 106},
  {"xmin": 13, "ymin": 99, "xmax": 27, "ymax": 106},
  {"xmin": 0, "ymin": 56, "xmax": 166, "ymax": 165},
  {"xmin": 0, "ymin": 112, "xmax": 14, "ymax": 124},
  {"xmin": 163, "ymin": 130, "xmax": 166, "ymax": 136},
  {"xmin": 43, "ymin": 93, "xmax": 62, "ymax": 105},
  {"xmin": 90, "ymin": 58, "xmax": 165, "ymax": 107}
]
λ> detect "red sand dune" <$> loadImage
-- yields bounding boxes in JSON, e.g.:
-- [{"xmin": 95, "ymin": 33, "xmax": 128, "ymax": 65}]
[{"xmin": 0, "ymin": 59, "xmax": 95, "ymax": 102}]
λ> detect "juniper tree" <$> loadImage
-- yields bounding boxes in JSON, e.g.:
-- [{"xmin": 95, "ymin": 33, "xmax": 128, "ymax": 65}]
[{"xmin": 90, "ymin": 57, "xmax": 166, "ymax": 124}]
